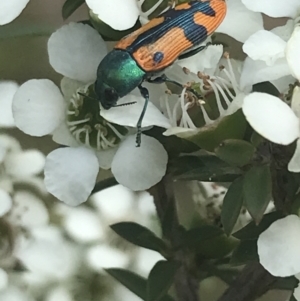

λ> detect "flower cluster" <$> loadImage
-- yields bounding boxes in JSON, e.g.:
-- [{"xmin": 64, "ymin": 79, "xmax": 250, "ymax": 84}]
[{"xmin": 3, "ymin": 0, "xmax": 300, "ymax": 299}]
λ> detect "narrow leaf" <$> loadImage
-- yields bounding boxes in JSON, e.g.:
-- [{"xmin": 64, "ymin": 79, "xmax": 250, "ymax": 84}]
[
  {"xmin": 147, "ymin": 261, "xmax": 178, "ymax": 301},
  {"xmin": 105, "ymin": 268, "xmax": 175, "ymax": 301},
  {"xmin": 62, "ymin": 0, "xmax": 85, "ymax": 20},
  {"xmin": 215, "ymin": 139, "xmax": 255, "ymax": 166},
  {"xmin": 105, "ymin": 268, "xmax": 147, "ymax": 299},
  {"xmin": 188, "ymin": 109, "xmax": 247, "ymax": 152},
  {"xmin": 233, "ymin": 211, "xmax": 284, "ymax": 240},
  {"xmin": 172, "ymin": 155, "xmax": 242, "ymax": 182},
  {"xmin": 221, "ymin": 177, "xmax": 244, "ymax": 235},
  {"xmin": 230, "ymin": 240, "xmax": 258, "ymax": 266},
  {"xmin": 110, "ymin": 222, "xmax": 167, "ymax": 253},
  {"xmin": 243, "ymin": 165, "xmax": 272, "ymax": 224}
]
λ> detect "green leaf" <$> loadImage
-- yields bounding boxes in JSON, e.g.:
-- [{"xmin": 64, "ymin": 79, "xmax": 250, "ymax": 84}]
[
  {"xmin": 221, "ymin": 177, "xmax": 244, "ymax": 236},
  {"xmin": 271, "ymin": 276, "xmax": 299, "ymax": 291},
  {"xmin": 62, "ymin": 0, "xmax": 85, "ymax": 19},
  {"xmin": 243, "ymin": 165, "xmax": 272, "ymax": 224},
  {"xmin": 252, "ymin": 81, "xmax": 280, "ymax": 97},
  {"xmin": 144, "ymin": 127, "xmax": 199, "ymax": 156},
  {"xmin": 106, "ymin": 269, "xmax": 175, "ymax": 301},
  {"xmin": 179, "ymin": 225, "xmax": 224, "ymax": 248},
  {"xmin": 215, "ymin": 139, "xmax": 255, "ymax": 166},
  {"xmin": 110, "ymin": 222, "xmax": 167, "ymax": 253},
  {"xmin": 172, "ymin": 155, "xmax": 242, "ymax": 182},
  {"xmin": 230, "ymin": 239, "xmax": 258, "ymax": 266},
  {"xmin": 147, "ymin": 261, "xmax": 178, "ymax": 301},
  {"xmin": 187, "ymin": 109, "xmax": 247, "ymax": 152},
  {"xmin": 233, "ymin": 211, "xmax": 284, "ymax": 240},
  {"xmin": 90, "ymin": 11, "xmax": 141, "ymax": 41},
  {"xmin": 105, "ymin": 268, "xmax": 147, "ymax": 299},
  {"xmin": 290, "ymin": 295, "xmax": 297, "ymax": 301}
]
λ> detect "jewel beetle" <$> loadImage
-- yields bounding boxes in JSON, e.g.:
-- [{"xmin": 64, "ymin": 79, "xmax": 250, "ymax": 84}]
[{"xmin": 94, "ymin": 0, "xmax": 227, "ymax": 146}]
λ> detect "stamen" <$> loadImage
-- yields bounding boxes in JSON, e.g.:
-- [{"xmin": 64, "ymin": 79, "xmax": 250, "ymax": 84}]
[
  {"xmin": 164, "ymin": 95, "xmax": 174, "ymax": 126},
  {"xmin": 223, "ymin": 53, "xmax": 239, "ymax": 93},
  {"xmin": 207, "ymin": 79, "xmax": 225, "ymax": 115},
  {"xmin": 106, "ymin": 123, "xmax": 125, "ymax": 140},
  {"xmin": 67, "ymin": 117, "xmax": 90, "ymax": 126},
  {"xmin": 99, "ymin": 132, "xmax": 116, "ymax": 149},
  {"xmin": 67, "ymin": 110, "xmax": 76, "ymax": 115},
  {"xmin": 200, "ymin": 105, "xmax": 214, "ymax": 125},
  {"xmin": 213, "ymin": 81, "xmax": 232, "ymax": 107}
]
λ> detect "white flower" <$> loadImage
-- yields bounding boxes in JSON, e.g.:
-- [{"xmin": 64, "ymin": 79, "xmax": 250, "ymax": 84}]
[
  {"xmin": 12, "ymin": 22, "xmax": 170, "ymax": 206},
  {"xmin": 0, "ymin": 81, "xmax": 18, "ymax": 128},
  {"xmin": 240, "ymin": 17, "xmax": 300, "ymax": 89},
  {"xmin": 242, "ymin": 89, "xmax": 300, "ymax": 172},
  {"xmin": 56, "ymin": 185, "xmax": 158, "ymax": 273},
  {"xmin": 258, "ymin": 215, "xmax": 300, "ymax": 277},
  {"xmin": 85, "ymin": 0, "xmax": 139, "ymax": 30},
  {"xmin": 216, "ymin": 0, "xmax": 263, "ymax": 43},
  {"xmin": 163, "ymin": 49, "xmax": 250, "ymax": 137},
  {"xmin": 241, "ymin": 0, "xmax": 300, "ymax": 18},
  {"xmin": 0, "ymin": 0, "xmax": 30, "ymax": 25},
  {"xmin": 0, "ymin": 134, "xmax": 47, "ymax": 226}
]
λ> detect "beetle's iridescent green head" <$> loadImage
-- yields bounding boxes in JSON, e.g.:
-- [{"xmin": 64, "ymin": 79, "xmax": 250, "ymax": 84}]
[{"xmin": 95, "ymin": 49, "xmax": 145, "ymax": 110}]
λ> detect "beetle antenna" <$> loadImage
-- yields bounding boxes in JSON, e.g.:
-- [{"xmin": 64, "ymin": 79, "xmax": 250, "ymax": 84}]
[
  {"xmin": 77, "ymin": 92, "xmax": 98, "ymax": 102},
  {"xmin": 136, "ymin": 85, "xmax": 149, "ymax": 147},
  {"xmin": 113, "ymin": 101, "xmax": 136, "ymax": 107}
]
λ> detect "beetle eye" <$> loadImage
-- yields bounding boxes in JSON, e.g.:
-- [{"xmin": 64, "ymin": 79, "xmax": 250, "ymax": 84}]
[{"xmin": 104, "ymin": 88, "xmax": 119, "ymax": 104}]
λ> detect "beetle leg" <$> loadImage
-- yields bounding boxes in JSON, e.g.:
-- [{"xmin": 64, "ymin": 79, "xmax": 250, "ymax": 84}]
[
  {"xmin": 178, "ymin": 42, "xmax": 212, "ymax": 60},
  {"xmin": 136, "ymin": 84, "xmax": 149, "ymax": 147},
  {"xmin": 147, "ymin": 74, "xmax": 202, "ymax": 99}
]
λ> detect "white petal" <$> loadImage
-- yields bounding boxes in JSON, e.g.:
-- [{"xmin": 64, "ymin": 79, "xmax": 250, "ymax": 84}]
[
  {"xmin": 46, "ymin": 286, "xmax": 74, "ymax": 301},
  {"xmin": 60, "ymin": 77, "xmax": 85, "ymax": 101},
  {"xmin": 95, "ymin": 147, "xmax": 117, "ymax": 170},
  {"xmin": 86, "ymin": 244, "xmax": 130, "ymax": 271},
  {"xmin": 295, "ymin": 286, "xmax": 300, "ymax": 301},
  {"xmin": 0, "ymin": 189, "xmax": 12, "ymax": 217},
  {"xmin": 17, "ymin": 239, "xmax": 78, "ymax": 280},
  {"xmin": 0, "ymin": 81, "xmax": 18, "ymax": 127},
  {"xmin": 48, "ymin": 23, "xmax": 107, "ymax": 82},
  {"xmin": 242, "ymin": 0, "xmax": 300, "ymax": 18},
  {"xmin": 177, "ymin": 44, "xmax": 223, "ymax": 74},
  {"xmin": 44, "ymin": 147, "xmax": 99, "ymax": 206},
  {"xmin": 243, "ymin": 92, "xmax": 300, "ymax": 145},
  {"xmin": 112, "ymin": 135, "xmax": 168, "ymax": 191},
  {"xmin": 286, "ymin": 25, "xmax": 300, "ymax": 80},
  {"xmin": 288, "ymin": 140, "xmax": 300, "ymax": 173},
  {"xmin": 0, "ymin": 134, "xmax": 21, "ymax": 153},
  {"xmin": 0, "ymin": 286, "xmax": 32, "ymax": 301},
  {"xmin": 52, "ymin": 122, "xmax": 79, "ymax": 147},
  {"xmin": 240, "ymin": 57, "xmax": 291, "ymax": 90},
  {"xmin": 100, "ymin": 95, "xmax": 171, "ymax": 129},
  {"xmin": 0, "ymin": 268, "xmax": 8, "ymax": 291},
  {"xmin": 91, "ymin": 185, "xmax": 134, "ymax": 220},
  {"xmin": 270, "ymin": 75, "xmax": 294, "ymax": 94},
  {"xmin": 7, "ymin": 191, "xmax": 49, "ymax": 227},
  {"xmin": 292, "ymin": 86, "xmax": 300, "ymax": 119},
  {"xmin": 12, "ymin": 79, "xmax": 65, "ymax": 136},
  {"xmin": 258, "ymin": 215, "xmax": 300, "ymax": 276},
  {"xmin": 216, "ymin": 0, "xmax": 263, "ymax": 43},
  {"xmin": 86, "ymin": 0, "xmax": 139, "ymax": 30},
  {"xmin": 271, "ymin": 20, "xmax": 295, "ymax": 42},
  {"xmin": 243, "ymin": 30, "xmax": 286, "ymax": 66},
  {"xmin": 4, "ymin": 149, "xmax": 45, "ymax": 178},
  {"xmin": 0, "ymin": 0, "xmax": 30, "ymax": 25},
  {"xmin": 63, "ymin": 207, "xmax": 104, "ymax": 243}
]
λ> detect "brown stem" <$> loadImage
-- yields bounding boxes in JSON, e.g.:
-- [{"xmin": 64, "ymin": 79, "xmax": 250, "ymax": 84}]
[
  {"xmin": 217, "ymin": 263, "xmax": 276, "ymax": 301},
  {"xmin": 149, "ymin": 175, "xmax": 200, "ymax": 301}
]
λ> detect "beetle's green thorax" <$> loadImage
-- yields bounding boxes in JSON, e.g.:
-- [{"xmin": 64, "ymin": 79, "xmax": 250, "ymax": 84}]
[{"xmin": 95, "ymin": 49, "xmax": 145, "ymax": 109}]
